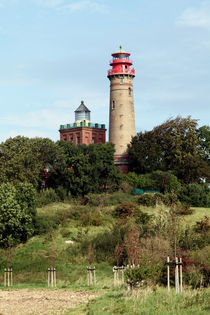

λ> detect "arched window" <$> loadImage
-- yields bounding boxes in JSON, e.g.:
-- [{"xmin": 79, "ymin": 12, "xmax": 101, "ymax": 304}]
[
  {"xmin": 128, "ymin": 87, "xmax": 132, "ymax": 96},
  {"xmin": 112, "ymin": 100, "xmax": 115, "ymax": 110}
]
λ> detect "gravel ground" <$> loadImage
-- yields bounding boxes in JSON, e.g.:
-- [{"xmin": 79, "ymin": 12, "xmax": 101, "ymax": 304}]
[{"xmin": 0, "ymin": 289, "xmax": 99, "ymax": 315}]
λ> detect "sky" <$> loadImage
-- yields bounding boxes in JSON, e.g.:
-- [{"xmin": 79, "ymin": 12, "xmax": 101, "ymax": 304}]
[{"xmin": 0, "ymin": 0, "xmax": 209, "ymax": 142}]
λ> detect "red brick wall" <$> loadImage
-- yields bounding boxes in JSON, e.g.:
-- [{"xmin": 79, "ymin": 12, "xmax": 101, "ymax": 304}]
[{"xmin": 59, "ymin": 127, "xmax": 106, "ymax": 145}]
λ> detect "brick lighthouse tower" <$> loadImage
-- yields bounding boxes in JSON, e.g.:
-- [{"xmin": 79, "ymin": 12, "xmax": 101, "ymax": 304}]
[{"xmin": 107, "ymin": 47, "xmax": 136, "ymax": 173}]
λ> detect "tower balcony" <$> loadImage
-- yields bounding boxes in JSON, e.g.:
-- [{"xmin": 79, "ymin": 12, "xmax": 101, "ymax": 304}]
[
  {"xmin": 110, "ymin": 58, "xmax": 133, "ymax": 66},
  {"xmin": 107, "ymin": 68, "xmax": 135, "ymax": 76}
]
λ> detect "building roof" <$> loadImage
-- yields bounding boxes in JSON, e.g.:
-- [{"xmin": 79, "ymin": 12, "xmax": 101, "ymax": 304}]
[
  {"xmin": 112, "ymin": 46, "xmax": 130, "ymax": 56},
  {"xmin": 75, "ymin": 100, "xmax": 91, "ymax": 113}
]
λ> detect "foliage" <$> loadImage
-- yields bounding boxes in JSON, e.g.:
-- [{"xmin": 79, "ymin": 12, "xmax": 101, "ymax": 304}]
[
  {"xmin": 138, "ymin": 193, "xmax": 156, "ymax": 207},
  {"xmin": 178, "ymin": 183, "xmax": 210, "ymax": 207},
  {"xmin": 196, "ymin": 125, "xmax": 210, "ymax": 165},
  {"xmin": 113, "ymin": 203, "xmax": 137, "ymax": 219},
  {"xmin": 0, "ymin": 183, "xmax": 34, "ymax": 248},
  {"xmin": 124, "ymin": 228, "xmax": 141, "ymax": 265},
  {"xmin": 125, "ymin": 261, "xmax": 163, "ymax": 287},
  {"xmin": 128, "ymin": 117, "xmax": 210, "ymax": 183},
  {"xmin": 15, "ymin": 182, "xmax": 37, "ymax": 220},
  {"xmin": 0, "ymin": 136, "xmax": 62, "ymax": 189},
  {"xmin": 124, "ymin": 171, "xmax": 181, "ymax": 193},
  {"xmin": 82, "ymin": 287, "xmax": 210, "ymax": 315},
  {"xmin": 56, "ymin": 141, "xmax": 122, "ymax": 196},
  {"xmin": 37, "ymin": 188, "xmax": 59, "ymax": 207},
  {"xmin": 175, "ymin": 203, "xmax": 194, "ymax": 215}
]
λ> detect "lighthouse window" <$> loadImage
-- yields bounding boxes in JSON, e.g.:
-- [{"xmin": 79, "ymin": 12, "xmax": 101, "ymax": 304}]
[
  {"xmin": 128, "ymin": 87, "xmax": 132, "ymax": 96},
  {"xmin": 112, "ymin": 100, "xmax": 115, "ymax": 110},
  {"xmin": 120, "ymin": 78, "xmax": 123, "ymax": 84}
]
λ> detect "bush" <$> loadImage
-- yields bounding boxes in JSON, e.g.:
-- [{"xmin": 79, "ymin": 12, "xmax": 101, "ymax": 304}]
[
  {"xmin": 56, "ymin": 186, "xmax": 67, "ymax": 202},
  {"xmin": 124, "ymin": 171, "xmax": 181, "ymax": 193},
  {"xmin": 175, "ymin": 203, "xmax": 194, "ymax": 215},
  {"xmin": 125, "ymin": 261, "xmax": 163, "ymax": 287},
  {"xmin": 80, "ymin": 212, "xmax": 103, "ymax": 226},
  {"xmin": 37, "ymin": 188, "xmax": 59, "ymax": 206},
  {"xmin": 178, "ymin": 183, "xmax": 210, "ymax": 207},
  {"xmin": 138, "ymin": 193, "xmax": 156, "ymax": 207},
  {"xmin": 0, "ymin": 183, "xmax": 34, "ymax": 247},
  {"xmin": 113, "ymin": 203, "xmax": 137, "ymax": 219},
  {"xmin": 155, "ymin": 192, "xmax": 178, "ymax": 206},
  {"xmin": 119, "ymin": 181, "xmax": 133, "ymax": 193}
]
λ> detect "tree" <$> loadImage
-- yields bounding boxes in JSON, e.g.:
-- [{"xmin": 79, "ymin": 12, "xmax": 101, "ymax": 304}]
[
  {"xmin": 0, "ymin": 136, "xmax": 64, "ymax": 189},
  {"xmin": 0, "ymin": 183, "xmax": 34, "ymax": 248},
  {"xmin": 197, "ymin": 125, "xmax": 210, "ymax": 165},
  {"xmin": 56, "ymin": 141, "xmax": 121, "ymax": 196},
  {"xmin": 0, "ymin": 136, "xmax": 41, "ymax": 187},
  {"xmin": 128, "ymin": 116, "xmax": 210, "ymax": 183}
]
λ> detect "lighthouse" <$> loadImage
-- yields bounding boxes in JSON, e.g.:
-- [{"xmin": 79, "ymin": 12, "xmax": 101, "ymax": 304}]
[{"xmin": 107, "ymin": 46, "xmax": 136, "ymax": 172}]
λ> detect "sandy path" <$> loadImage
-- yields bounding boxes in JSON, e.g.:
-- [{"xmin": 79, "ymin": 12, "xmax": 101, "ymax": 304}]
[{"xmin": 0, "ymin": 289, "xmax": 98, "ymax": 315}]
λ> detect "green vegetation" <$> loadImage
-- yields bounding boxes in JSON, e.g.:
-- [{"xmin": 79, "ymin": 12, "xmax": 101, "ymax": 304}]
[
  {"xmin": 0, "ymin": 117, "xmax": 209, "ymax": 313},
  {"xmin": 0, "ymin": 194, "xmax": 208, "ymax": 313},
  {"xmin": 128, "ymin": 117, "xmax": 209, "ymax": 183},
  {"xmin": 69, "ymin": 287, "xmax": 210, "ymax": 315}
]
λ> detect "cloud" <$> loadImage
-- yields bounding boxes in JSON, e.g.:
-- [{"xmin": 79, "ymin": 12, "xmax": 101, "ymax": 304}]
[
  {"xmin": 176, "ymin": 1, "xmax": 210, "ymax": 28},
  {"xmin": 62, "ymin": 0, "xmax": 106, "ymax": 13}
]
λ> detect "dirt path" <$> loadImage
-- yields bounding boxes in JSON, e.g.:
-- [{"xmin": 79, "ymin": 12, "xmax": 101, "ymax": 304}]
[{"xmin": 0, "ymin": 289, "xmax": 99, "ymax": 315}]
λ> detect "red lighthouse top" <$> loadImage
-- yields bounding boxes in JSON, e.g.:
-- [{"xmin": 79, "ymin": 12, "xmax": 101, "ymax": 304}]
[{"xmin": 108, "ymin": 46, "xmax": 135, "ymax": 77}]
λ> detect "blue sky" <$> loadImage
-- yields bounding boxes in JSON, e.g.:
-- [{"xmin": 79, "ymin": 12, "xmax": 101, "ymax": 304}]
[{"xmin": 0, "ymin": 0, "xmax": 209, "ymax": 142}]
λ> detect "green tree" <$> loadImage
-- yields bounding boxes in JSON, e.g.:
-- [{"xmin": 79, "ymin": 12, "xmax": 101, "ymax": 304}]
[
  {"xmin": 0, "ymin": 183, "xmax": 34, "ymax": 248},
  {"xmin": 128, "ymin": 116, "xmax": 210, "ymax": 183},
  {"xmin": 0, "ymin": 136, "xmax": 41, "ymax": 187},
  {"xmin": 56, "ymin": 141, "xmax": 121, "ymax": 196},
  {"xmin": 0, "ymin": 136, "xmax": 63, "ymax": 189}
]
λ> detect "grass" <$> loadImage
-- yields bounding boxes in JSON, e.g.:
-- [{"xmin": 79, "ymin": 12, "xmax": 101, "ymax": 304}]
[
  {"xmin": 67, "ymin": 286, "xmax": 210, "ymax": 315},
  {"xmin": 0, "ymin": 194, "xmax": 209, "ymax": 314}
]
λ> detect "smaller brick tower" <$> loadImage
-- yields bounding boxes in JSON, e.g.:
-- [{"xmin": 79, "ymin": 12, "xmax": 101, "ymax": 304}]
[
  {"xmin": 108, "ymin": 47, "xmax": 136, "ymax": 173},
  {"xmin": 59, "ymin": 101, "xmax": 106, "ymax": 145}
]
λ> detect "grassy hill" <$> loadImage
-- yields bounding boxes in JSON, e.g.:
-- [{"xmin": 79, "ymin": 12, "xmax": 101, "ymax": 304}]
[{"xmin": 0, "ymin": 192, "xmax": 209, "ymax": 314}]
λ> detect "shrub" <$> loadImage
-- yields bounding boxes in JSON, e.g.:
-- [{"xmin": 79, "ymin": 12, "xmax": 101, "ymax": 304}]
[
  {"xmin": 178, "ymin": 227, "xmax": 206, "ymax": 250},
  {"xmin": 0, "ymin": 183, "xmax": 34, "ymax": 247},
  {"xmin": 124, "ymin": 171, "xmax": 181, "ymax": 193},
  {"xmin": 175, "ymin": 203, "xmax": 194, "ymax": 215},
  {"xmin": 194, "ymin": 216, "xmax": 209, "ymax": 234},
  {"xmin": 80, "ymin": 211, "xmax": 103, "ymax": 226},
  {"xmin": 178, "ymin": 183, "xmax": 210, "ymax": 207},
  {"xmin": 125, "ymin": 261, "xmax": 163, "ymax": 287},
  {"xmin": 56, "ymin": 186, "xmax": 67, "ymax": 202},
  {"xmin": 138, "ymin": 193, "xmax": 156, "ymax": 207},
  {"xmin": 124, "ymin": 228, "xmax": 141, "ymax": 265},
  {"xmin": 15, "ymin": 182, "xmax": 37, "ymax": 218},
  {"xmin": 34, "ymin": 215, "xmax": 60, "ymax": 234},
  {"xmin": 113, "ymin": 203, "xmax": 137, "ymax": 219},
  {"xmin": 37, "ymin": 188, "xmax": 59, "ymax": 206},
  {"xmin": 119, "ymin": 181, "xmax": 133, "ymax": 193}
]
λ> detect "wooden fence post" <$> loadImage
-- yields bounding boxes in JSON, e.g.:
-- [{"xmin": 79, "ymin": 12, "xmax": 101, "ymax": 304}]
[
  {"xmin": 4, "ymin": 268, "xmax": 13, "ymax": 287},
  {"xmin": 87, "ymin": 267, "xmax": 96, "ymax": 286},
  {"xmin": 167, "ymin": 257, "xmax": 170, "ymax": 292},
  {"xmin": 48, "ymin": 267, "xmax": 56, "ymax": 287},
  {"xmin": 180, "ymin": 257, "xmax": 182, "ymax": 293},
  {"xmin": 175, "ymin": 257, "xmax": 179, "ymax": 294}
]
